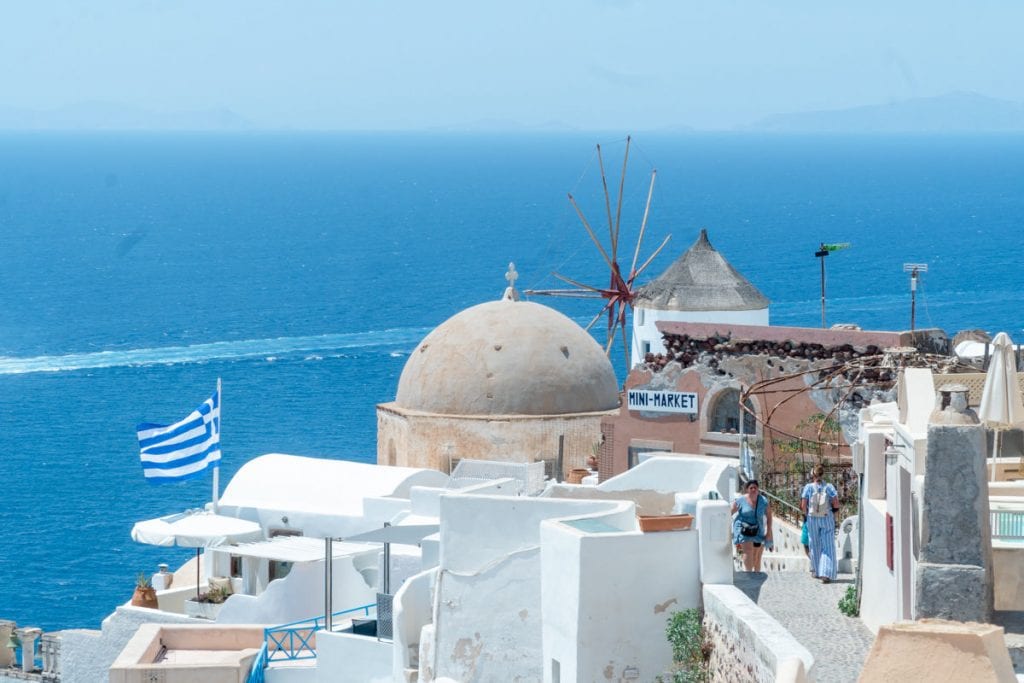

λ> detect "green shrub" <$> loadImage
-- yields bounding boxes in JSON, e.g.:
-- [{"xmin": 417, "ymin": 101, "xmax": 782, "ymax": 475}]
[
  {"xmin": 659, "ymin": 609, "xmax": 711, "ymax": 683},
  {"xmin": 838, "ymin": 585, "xmax": 859, "ymax": 617}
]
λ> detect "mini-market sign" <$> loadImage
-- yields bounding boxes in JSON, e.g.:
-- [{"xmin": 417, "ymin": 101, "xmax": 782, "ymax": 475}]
[{"xmin": 627, "ymin": 390, "xmax": 698, "ymax": 415}]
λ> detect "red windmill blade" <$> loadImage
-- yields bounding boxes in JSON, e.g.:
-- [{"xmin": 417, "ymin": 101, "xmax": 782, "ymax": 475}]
[{"xmin": 527, "ymin": 136, "xmax": 671, "ymax": 374}]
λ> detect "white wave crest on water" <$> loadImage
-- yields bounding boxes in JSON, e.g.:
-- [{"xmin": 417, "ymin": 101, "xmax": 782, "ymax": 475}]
[{"xmin": 0, "ymin": 327, "xmax": 433, "ymax": 375}]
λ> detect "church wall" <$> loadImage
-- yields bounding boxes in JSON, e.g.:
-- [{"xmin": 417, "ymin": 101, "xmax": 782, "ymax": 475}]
[
  {"xmin": 376, "ymin": 403, "xmax": 612, "ymax": 476},
  {"xmin": 376, "ymin": 408, "xmax": 409, "ymax": 467}
]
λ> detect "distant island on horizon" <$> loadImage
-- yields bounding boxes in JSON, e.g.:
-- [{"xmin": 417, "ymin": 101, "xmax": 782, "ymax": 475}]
[
  {"xmin": 1, "ymin": 92, "xmax": 1023, "ymax": 133},
  {"xmin": 742, "ymin": 92, "xmax": 1024, "ymax": 134}
]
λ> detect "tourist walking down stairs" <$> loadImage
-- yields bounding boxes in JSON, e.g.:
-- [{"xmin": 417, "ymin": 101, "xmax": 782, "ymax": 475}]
[
  {"xmin": 732, "ymin": 479, "xmax": 773, "ymax": 572},
  {"xmin": 801, "ymin": 464, "xmax": 840, "ymax": 582}
]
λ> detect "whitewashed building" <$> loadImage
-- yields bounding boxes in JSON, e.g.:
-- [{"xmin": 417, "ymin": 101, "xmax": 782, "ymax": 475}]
[{"xmin": 630, "ymin": 229, "xmax": 770, "ymax": 368}]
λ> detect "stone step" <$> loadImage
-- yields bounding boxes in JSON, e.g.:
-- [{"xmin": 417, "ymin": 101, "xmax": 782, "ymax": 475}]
[{"xmin": 1007, "ymin": 633, "xmax": 1024, "ymax": 674}]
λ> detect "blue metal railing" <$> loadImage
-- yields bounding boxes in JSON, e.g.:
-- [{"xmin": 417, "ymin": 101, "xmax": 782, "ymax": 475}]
[
  {"xmin": 263, "ymin": 603, "xmax": 376, "ymax": 663},
  {"xmin": 245, "ymin": 643, "xmax": 268, "ymax": 683},
  {"xmin": 992, "ymin": 510, "xmax": 1024, "ymax": 541}
]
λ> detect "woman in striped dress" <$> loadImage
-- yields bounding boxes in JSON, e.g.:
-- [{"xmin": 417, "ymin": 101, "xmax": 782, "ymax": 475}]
[{"xmin": 801, "ymin": 464, "xmax": 839, "ymax": 582}]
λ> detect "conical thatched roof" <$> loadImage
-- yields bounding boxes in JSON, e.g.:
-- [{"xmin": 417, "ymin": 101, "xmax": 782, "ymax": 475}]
[{"xmin": 634, "ymin": 229, "xmax": 769, "ymax": 311}]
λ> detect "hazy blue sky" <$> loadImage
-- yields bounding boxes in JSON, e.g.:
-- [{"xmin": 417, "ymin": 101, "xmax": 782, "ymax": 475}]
[{"xmin": 3, "ymin": 1, "xmax": 1023, "ymax": 130}]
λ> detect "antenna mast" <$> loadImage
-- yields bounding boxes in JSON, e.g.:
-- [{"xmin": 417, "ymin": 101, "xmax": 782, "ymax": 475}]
[{"xmin": 903, "ymin": 263, "xmax": 928, "ymax": 332}]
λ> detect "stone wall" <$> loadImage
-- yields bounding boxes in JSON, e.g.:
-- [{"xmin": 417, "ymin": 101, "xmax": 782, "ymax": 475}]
[
  {"xmin": 377, "ymin": 403, "xmax": 611, "ymax": 475},
  {"xmin": 702, "ymin": 585, "xmax": 813, "ymax": 683},
  {"xmin": 915, "ymin": 423, "xmax": 994, "ymax": 622}
]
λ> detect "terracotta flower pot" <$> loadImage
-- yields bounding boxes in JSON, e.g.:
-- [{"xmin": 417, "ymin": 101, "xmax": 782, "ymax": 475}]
[
  {"xmin": 637, "ymin": 514, "xmax": 694, "ymax": 532},
  {"xmin": 566, "ymin": 468, "xmax": 591, "ymax": 484},
  {"xmin": 131, "ymin": 586, "xmax": 158, "ymax": 609}
]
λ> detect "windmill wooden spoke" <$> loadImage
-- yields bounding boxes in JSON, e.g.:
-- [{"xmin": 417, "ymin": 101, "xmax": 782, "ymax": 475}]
[
  {"xmin": 604, "ymin": 329, "xmax": 617, "ymax": 355},
  {"xmin": 585, "ymin": 300, "xmax": 617, "ymax": 332},
  {"xmin": 613, "ymin": 136, "xmax": 631, "ymax": 258},
  {"xmin": 552, "ymin": 272, "xmax": 615, "ymax": 296},
  {"xmin": 619, "ymin": 315, "xmax": 631, "ymax": 373},
  {"xmin": 530, "ymin": 136, "xmax": 669, "ymax": 380},
  {"xmin": 596, "ymin": 144, "xmax": 616, "ymax": 258},
  {"xmin": 568, "ymin": 193, "xmax": 615, "ymax": 271},
  {"xmin": 630, "ymin": 169, "xmax": 657, "ymax": 277},
  {"xmin": 633, "ymin": 234, "xmax": 672, "ymax": 279},
  {"xmin": 525, "ymin": 289, "xmax": 605, "ymax": 299}
]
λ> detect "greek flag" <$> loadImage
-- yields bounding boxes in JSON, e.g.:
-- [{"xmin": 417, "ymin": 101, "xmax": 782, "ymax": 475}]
[{"xmin": 137, "ymin": 389, "xmax": 221, "ymax": 483}]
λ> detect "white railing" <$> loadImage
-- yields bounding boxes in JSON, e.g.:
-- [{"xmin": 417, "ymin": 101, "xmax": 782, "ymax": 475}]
[{"xmin": 991, "ymin": 509, "xmax": 1024, "ymax": 542}]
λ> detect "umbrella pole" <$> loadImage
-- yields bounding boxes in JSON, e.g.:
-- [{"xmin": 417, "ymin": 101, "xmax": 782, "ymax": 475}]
[
  {"xmin": 196, "ymin": 548, "xmax": 201, "ymax": 600},
  {"xmin": 992, "ymin": 430, "xmax": 1001, "ymax": 483}
]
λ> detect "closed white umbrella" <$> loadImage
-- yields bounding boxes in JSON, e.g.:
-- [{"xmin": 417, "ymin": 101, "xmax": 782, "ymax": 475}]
[
  {"xmin": 978, "ymin": 332, "xmax": 1024, "ymax": 481},
  {"xmin": 131, "ymin": 509, "xmax": 263, "ymax": 598}
]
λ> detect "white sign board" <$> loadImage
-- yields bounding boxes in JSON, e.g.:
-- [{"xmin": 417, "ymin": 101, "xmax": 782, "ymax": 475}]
[{"xmin": 627, "ymin": 390, "xmax": 698, "ymax": 414}]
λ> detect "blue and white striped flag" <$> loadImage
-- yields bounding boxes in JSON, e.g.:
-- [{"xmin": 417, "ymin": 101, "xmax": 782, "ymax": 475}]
[{"xmin": 137, "ymin": 388, "xmax": 221, "ymax": 483}]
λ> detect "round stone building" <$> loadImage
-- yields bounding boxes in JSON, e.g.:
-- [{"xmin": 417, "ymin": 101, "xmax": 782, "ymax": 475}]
[
  {"xmin": 377, "ymin": 272, "xmax": 620, "ymax": 475},
  {"xmin": 630, "ymin": 228, "xmax": 770, "ymax": 367}
]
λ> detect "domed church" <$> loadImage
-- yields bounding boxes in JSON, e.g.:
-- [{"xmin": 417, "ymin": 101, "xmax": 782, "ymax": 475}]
[{"xmin": 377, "ymin": 265, "xmax": 620, "ymax": 474}]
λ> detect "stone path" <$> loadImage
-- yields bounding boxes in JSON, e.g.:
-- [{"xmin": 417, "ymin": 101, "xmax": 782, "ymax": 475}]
[{"xmin": 734, "ymin": 570, "xmax": 874, "ymax": 683}]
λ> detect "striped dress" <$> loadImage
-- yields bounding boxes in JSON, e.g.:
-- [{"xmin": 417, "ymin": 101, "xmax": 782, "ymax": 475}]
[{"xmin": 802, "ymin": 481, "xmax": 838, "ymax": 580}]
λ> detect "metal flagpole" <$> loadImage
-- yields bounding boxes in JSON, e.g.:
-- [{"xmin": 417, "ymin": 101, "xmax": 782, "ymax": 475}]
[
  {"xmin": 815, "ymin": 244, "xmax": 829, "ymax": 328},
  {"xmin": 815, "ymin": 243, "xmax": 850, "ymax": 329},
  {"xmin": 212, "ymin": 377, "xmax": 221, "ymax": 514},
  {"xmin": 325, "ymin": 537, "xmax": 334, "ymax": 631}
]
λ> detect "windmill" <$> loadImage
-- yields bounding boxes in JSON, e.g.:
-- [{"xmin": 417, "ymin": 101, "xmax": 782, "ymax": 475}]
[{"xmin": 526, "ymin": 136, "xmax": 671, "ymax": 374}]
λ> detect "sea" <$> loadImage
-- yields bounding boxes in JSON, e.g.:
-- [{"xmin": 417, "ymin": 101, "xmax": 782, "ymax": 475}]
[{"xmin": 0, "ymin": 132, "xmax": 1022, "ymax": 632}]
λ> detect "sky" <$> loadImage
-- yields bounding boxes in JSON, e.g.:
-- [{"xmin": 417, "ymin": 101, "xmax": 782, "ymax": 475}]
[{"xmin": 2, "ymin": 1, "xmax": 1023, "ymax": 130}]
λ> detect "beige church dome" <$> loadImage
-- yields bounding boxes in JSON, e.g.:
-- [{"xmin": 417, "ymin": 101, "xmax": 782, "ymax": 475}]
[{"xmin": 395, "ymin": 299, "xmax": 619, "ymax": 416}]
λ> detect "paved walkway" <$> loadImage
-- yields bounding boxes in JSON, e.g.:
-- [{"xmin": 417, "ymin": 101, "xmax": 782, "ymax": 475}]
[{"xmin": 734, "ymin": 570, "xmax": 874, "ymax": 683}]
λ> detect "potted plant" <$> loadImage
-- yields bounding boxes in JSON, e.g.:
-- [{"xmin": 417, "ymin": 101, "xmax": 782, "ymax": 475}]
[
  {"xmin": 131, "ymin": 572, "xmax": 158, "ymax": 609},
  {"xmin": 185, "ymin": 584, "xmax": 232, "ymax": 620}
]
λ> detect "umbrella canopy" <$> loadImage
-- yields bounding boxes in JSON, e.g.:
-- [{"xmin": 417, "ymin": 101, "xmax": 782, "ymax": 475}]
[
  {"xmin": 978, "ymin": 332, "xmax": 1024, "ymax": 429},
  {"xmin": 131, "ymin": 509, "xmax": 263, "ymax": 548}
]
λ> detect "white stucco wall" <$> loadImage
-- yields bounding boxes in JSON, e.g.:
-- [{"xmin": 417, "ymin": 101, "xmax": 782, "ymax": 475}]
[
  {"xmin": 540, "ymin": 517, "xmax": 701, "ymax": 683},
  {"xmin": 599, "ymin": 454, "xmax": 735, "ymax": 501},
  {"xmin": 696, "ymin": 499, "xmax": 734, "ymax": 584},
  {"xmin": 314, "ymin": 630, "xmax": 392, "ymax": 683},
  {"xmin": 429, "ymin": 494, "xmax": 625, "ymax": 682},
  {"xmin": 216, "ymin": 557, "xmax": 376, "ymax": 626},
  {"xmin": 217, "ymin": 454, "xmax": 448, "ymax": 539},
  {"xmin": 631, "ymin": 306, "xmax": 769, "ymax": 368},
  {"xmin": 393, "ymin": 568, "xmax": 437, "ymax": 677},
  {"xmin": 60, "ymin": 607, "xmax": 194, "ymax": 683},
  {"xmin": 860, "ymin": 498, "xmax": 899, "ymax": 632}
]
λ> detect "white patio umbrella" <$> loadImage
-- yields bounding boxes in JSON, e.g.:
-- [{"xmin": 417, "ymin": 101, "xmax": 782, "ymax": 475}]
[
  {"xmin": 131, "ymin": 509, "xmax": 263, "ymax": 598},
  {"xmin": 978, "ymin": 332, "xmax": 1024, "ymax": 481}
]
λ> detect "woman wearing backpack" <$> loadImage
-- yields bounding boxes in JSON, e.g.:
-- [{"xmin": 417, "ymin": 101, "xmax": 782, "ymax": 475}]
[
  {"xmin": 732, "ymin": 479, "xmax": 773, "ymax": 572},
  {"xmin": 801, "ymin": 464, "xmax": 840, "ymax": 582}
]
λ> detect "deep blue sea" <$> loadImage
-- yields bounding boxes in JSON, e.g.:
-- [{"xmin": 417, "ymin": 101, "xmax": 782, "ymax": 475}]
[{"xmin": 0, "ymin": 132, "xmax": 1022, "ymax": 631}]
